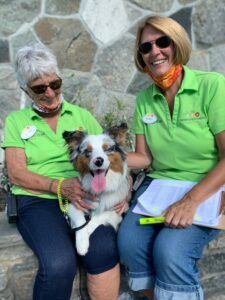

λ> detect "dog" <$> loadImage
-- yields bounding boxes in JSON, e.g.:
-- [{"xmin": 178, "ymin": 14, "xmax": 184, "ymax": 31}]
[{"xmin": 63, "ymin": 123, "xmax": 130, "ymax": 255}]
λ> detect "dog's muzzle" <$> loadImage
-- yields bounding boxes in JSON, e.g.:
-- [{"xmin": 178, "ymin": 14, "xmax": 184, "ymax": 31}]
[{"xmin": 94, "ymin": 157, "xmax": 104, "ymax": 167}]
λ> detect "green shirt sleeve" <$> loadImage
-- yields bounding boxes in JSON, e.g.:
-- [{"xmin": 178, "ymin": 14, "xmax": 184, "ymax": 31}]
[
  {"xmin": 1, "ymin": 112, "xmax": 25, "ymax": 149},
  {"xmin": 207, "ymin": 74, "xmax": 225, "ymax": 134}
]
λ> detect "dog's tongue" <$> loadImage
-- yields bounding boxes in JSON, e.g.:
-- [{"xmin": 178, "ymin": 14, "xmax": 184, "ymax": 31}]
[{"xmin": 91, "ymin": 170, "xmax": 106, "ymax": 193}]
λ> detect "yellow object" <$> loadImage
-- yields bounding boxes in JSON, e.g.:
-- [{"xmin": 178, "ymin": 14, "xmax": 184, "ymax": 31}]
[
  {"xmin": 139, "ymin": 216, "xmax": 166, "ymax": 225},
  {"xmin": 57, "ymin": 178, "xmax": 69, "ymax": 214}
]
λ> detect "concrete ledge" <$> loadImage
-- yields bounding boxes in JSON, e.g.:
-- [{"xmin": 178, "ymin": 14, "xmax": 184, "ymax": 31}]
[
  {"xmin": 0, "ymin": 212, "xmax": 141, "ymax": 300},
  {"xmin": 1, "ymin": 212, "xmax": 225, "ymax": 300}
]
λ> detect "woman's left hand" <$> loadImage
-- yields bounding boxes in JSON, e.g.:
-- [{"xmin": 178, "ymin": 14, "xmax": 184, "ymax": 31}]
[{"xmin": 163, "ymin": 194, "xmax": 200, "ymax": 228}]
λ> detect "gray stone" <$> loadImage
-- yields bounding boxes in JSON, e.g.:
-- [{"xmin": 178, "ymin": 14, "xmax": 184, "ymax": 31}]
[
  {"xmin": 10, "ymin": 29, "xmax": 38, "ymax": 62},
  {"xmin": 94, "ymin": 91, "xmax": 136, "ymax": 129},
  {"xmin": 0, "ymin": 64, "xmax": 21, "ymax": 123},
  {"xmin": 207, "ymin": 232, "xmax": 225, "ymax": 250},
  {"xmin": 45, "ymin": 0, "xmax": 80, "ymax": 15},
  {"xmin": 0, "ymin": 91, "xmax": 21, "ymax": 125},
  {"xmin": 199, "ymin": 252, "xmax": 225, "ymax": 275},
  {"xmin": 81, "ymin": 0, "xmax": 129, "ymax": 44},
  {"xmin": 192, "ymin": 0, "xmax": 225, "ymax": 46},
  {"xmin": 202, "ymin": 272, "xmax": 225, "ymax": 299},
  {"xmin": 94, "ymin": 34, "xmax": 136, "ymax": 92},
  {"xmin": 125, "ymin": 2, "xmax": 144, "ymax": 25},
  {"xmin": 10, "ymin": 260, "xmax": 37, "ymax": 300},
  {"xmin": 0, "ymin": 65, "xmax": 17, "ymax": 90},
  {"xmin": 61, "ymin": 69, "xmax": 103, "ymax": 113},
  {"xmin": 127, "ymin": 71, "xmax": 152, "ymax": 95},
  {"xmin": 0, "ymin": 40, "xmax": 9, "ymax": 63},
  {"xmin": 129, "ymin": 0, "xmax": 174, "ymax": 12},
  {"xmin": 0, "ymin": 244, "xmax": 34, "ymax": 261},
  {"xmin": 170, "ymin": 7, "xmax": 192, "ymax": 40},
  {"xmin": 179, "ymin": 0, "xmax": 197, "ymax": 4},
  {"xmin": 208, "ymin": 45, "xmax": 225, "ymax": 76},
  {"xmin": 34, "ymin": 18, "xmax": 97, "ymax": 71},
  {"xmin": 0, "ymin": 214, "xmax": 23, "ymax": 247},
  {"xmin": 0, "ymin": 0, "xmax": 40, "ymax": 37},
  {"xmin": 0, "ymin": 288, "xmax": 14, "ymax": 300},
  {"xmin": 207, "ymin": 296, "xmax": 225, "ymax": 300},
  {"xmin": 187, "ymin": 50, "xmax": 210, "ymax": 71},
  {"xmin": 0, "ymin": 266, "xmax": 8, "ymax": 291}
]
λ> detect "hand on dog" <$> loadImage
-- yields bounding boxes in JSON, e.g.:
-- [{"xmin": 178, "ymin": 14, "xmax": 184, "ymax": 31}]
[
  {"xmin": 61, "ymin": 178, "xmax": 97, "ymax": 212},
  {"xmin": 114, "ymin": 199, "xmax": 129, "ymax": 215}
]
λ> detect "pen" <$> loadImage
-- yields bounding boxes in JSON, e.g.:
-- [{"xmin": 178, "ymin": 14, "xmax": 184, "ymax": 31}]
[{"xmin": 139, "ymin": 216, "xmax": 166, "ymax": 225}]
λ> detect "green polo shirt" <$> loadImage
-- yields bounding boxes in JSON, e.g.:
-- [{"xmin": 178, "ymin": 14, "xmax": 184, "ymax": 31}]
[
  {"xmin": 1, "ymin": 100, "xmax": 102, "ymax": 198},
  {"xmin": 133, "ymin": 66, "xmax": 225, "ymax": 182}
]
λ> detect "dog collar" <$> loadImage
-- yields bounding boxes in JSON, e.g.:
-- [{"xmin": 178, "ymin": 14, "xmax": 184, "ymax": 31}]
[{"xmin": 73, "ymin": 214, "xmax": 91, "ymax": 232}]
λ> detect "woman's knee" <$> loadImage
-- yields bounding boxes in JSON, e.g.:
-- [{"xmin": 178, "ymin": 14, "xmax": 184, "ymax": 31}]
[
  {"xmin": 82, "ymin": 225, "xmax": 119, "ymax": 274},
  {"xmin": 40, "ymin": 255, "xmax": 77, "ymax": 281}
]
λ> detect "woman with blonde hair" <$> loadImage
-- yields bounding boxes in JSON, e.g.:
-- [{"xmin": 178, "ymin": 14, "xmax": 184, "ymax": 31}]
[{"xmin": 118, "ymin": 15, "xmax": 225, "ymax": 300}]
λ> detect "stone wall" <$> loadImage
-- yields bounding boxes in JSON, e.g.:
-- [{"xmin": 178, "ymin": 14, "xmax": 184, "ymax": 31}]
[
  {"xmin": 1, "ymin": 211, "xmax": 225, "ymax": 300},
  {"xmin": 0, "ymin": 0, "xmax": 225, "ymax": 299},
  {"xmin": 0, "ymin": 0, "xmax": 225, "ymax": 147}
]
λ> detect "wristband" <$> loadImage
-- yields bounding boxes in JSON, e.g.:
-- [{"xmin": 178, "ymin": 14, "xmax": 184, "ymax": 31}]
[
  {"xmin": 48, "ymin": 179, "xmax": 55, "ymax": 193},
  {"xmin": 57, "ymin": 178, "xmax": 69, "ymax": 214}
]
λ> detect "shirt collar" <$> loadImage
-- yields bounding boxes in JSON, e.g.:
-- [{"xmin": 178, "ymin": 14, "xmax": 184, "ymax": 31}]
[{"xmin": 29, "ymin": 99, "xmax": 72, "ymax": 120}]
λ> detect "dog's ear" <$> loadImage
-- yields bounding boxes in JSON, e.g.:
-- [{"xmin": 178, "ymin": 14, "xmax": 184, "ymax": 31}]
[
  {"xmin": 63, "ymin": 130, "xmax": 87, "ymax": 153},
  {"xmin": 107, "ymin": 122, "xmax": 128, "ymax": 147}
]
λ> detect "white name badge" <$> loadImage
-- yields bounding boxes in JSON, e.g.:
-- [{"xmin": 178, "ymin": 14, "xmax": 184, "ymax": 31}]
[
  {"xmin": 21, "ymin": 125, "xmax": 37, "ymax": 140},
  {"xmin": 143, "ymin": 114, "xmax": 157, "ymax": 124}
]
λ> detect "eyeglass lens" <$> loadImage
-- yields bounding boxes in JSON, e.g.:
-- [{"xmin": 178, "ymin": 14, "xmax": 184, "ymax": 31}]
[
  {"xmin": 30, "ymin": 78, "xmax": 62, "ymax": 94},
  {"xmin": 139, "ymin": 36, "xmax": 171, "ymax": 55}
]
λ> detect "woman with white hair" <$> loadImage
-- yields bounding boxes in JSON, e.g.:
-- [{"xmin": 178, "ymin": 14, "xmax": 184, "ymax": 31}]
[{"xmin": 1, "ymin": 43, "xmax": 126, "ymax": 300}]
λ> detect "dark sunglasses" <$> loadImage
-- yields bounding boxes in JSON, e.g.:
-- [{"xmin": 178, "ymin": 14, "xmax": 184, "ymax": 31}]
[
  {"xmin": 139, "ymin": 36, "xmax": 172, "ymax": 55},
  {"xmin": 29, "ymin": 78, "xmax": 62, "ymax": 94}
]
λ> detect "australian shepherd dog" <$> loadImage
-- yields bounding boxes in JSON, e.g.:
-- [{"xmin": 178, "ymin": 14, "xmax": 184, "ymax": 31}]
[{"xmin": 63, "ymin": 124, "xmax": 130, "ymax": 255}]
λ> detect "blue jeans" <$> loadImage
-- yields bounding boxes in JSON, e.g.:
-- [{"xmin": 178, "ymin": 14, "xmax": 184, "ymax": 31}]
[
  {"xmin": 17, "ymin": 195, "xmax": 118, "ymax": 300},
  {"xmin": 118, "ymin": 177, "xmax": 220, "ymax": 300}
]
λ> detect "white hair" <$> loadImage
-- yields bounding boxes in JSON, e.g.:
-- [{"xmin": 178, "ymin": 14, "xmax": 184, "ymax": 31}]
[{"xmin": 14, "ymin": 43, "xmax": 60, "ymax": 90}]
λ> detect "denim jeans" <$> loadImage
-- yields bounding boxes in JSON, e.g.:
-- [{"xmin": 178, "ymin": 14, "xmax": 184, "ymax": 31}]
[
  {"xmin": 118, "ymin": 177, "xmax": 220, "ymax": 300},
  {"xmin": 17, "ymin": 195, "xmax": 118, "ymax": 300}
]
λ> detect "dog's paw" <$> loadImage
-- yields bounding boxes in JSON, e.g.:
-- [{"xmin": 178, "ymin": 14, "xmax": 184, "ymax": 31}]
[{"xmin": 76, "ymin": 228, "xmax": 90, "ymax": 256}]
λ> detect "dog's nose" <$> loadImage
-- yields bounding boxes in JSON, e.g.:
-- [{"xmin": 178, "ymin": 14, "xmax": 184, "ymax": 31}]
[{"xmin": 94, "ymin": 157, "xmax": 104, "ymax": 167}]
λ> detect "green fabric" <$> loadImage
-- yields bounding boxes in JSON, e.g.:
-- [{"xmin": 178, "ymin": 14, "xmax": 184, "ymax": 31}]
[
  {"xmin": 1, "ymin": 100, "xmax": 102, "ymax": 198},
  {"xmin": 132, "ymin": 66, "xmax": 225, "ymax": 182}
]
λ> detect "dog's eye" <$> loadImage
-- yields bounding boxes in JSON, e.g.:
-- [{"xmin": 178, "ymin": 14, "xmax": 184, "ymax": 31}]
[
  {"xmin": 83, "ymin": 149, "xmax": 92, "ymax": 157},
  {"xmin": 105, "ymin": 145, "xmax": 116, "ymax": 153}
]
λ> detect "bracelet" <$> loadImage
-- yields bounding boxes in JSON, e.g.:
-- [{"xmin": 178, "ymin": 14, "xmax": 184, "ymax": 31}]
[
  {"xmin": 48, "ymin": 179, "xmax": 55, "ymax": 193},
  {"xmin": 57, "ymin": 178, "xmax": 69, "ymax": 214}
]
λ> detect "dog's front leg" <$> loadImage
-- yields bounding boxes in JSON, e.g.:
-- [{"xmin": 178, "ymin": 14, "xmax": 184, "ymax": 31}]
[{"xmin": 68, "ymin": 204, "xmax": 91, "ymax": 256}]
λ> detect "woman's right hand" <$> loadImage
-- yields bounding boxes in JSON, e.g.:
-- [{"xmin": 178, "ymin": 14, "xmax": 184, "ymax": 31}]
[{"xmin": 60, "ymin": 178, "xmax": 97, "ymax": 212}]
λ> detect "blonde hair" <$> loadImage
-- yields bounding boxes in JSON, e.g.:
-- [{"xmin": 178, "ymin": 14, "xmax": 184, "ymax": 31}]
[{"xmin": 135, "ymin": 15, "xmax": 192, "ymax": 72}]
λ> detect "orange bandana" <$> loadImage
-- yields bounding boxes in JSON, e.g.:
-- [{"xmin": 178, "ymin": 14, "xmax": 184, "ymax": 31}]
[{"xmin": 144, "ymin": 64, "xmax": 183, "ymax": 90}]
